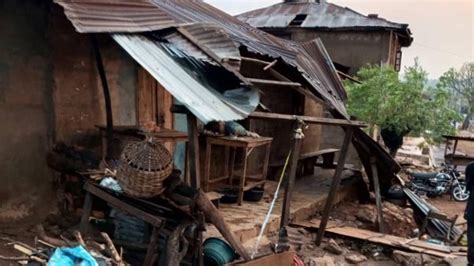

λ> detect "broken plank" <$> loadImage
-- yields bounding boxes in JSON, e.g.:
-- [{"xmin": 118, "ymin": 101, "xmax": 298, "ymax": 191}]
[
  {"xmin": 407, "ymin": 239, "xmax": 452, "ymax": 253},
  {"xmin": 292, "ymin": 220, "xmax": 459, "ymax": 259},
  {"xmin": 13, "ymin": 244, "xmax": 33, "ymax": 256}
]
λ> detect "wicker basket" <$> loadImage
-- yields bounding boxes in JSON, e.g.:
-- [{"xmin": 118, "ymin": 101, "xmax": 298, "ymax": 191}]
[{"xmin": 117, "ymin": 138, "xmax": 173, "ymax": 198}]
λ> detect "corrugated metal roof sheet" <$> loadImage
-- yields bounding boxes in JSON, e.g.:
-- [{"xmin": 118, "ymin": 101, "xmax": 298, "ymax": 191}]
[
  {"xmin": 163, "ymin": 23, "xmax": 241, "ymax": 70},
  {"xmin": 236, "ymin": 1, "xmax": 410, "ymax": 32},
  {"xmin": 54, "ymin": 0, "xmax": 177, "ymax": 33},
  {"xmin": 54, "ymin": 0, "xmax": 348, "ymax": 115},
  {"xmin": 54, "ymin": 0, "xmax": 401, "ymax": 187},
  {"xmin": 112, "ymin": 34, "xmax": 256, "ymax": 123}
]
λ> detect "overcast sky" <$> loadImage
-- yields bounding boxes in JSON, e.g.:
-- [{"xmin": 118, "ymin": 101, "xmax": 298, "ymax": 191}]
[{"xmin": 206, "ymin": 0, "xmax": 474, "ymax": 79}]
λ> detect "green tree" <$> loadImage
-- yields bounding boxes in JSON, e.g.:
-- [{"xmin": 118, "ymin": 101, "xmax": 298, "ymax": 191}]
[
  {"xmin": 438, "ymin": 62, "xmax": 474, "ymax": 129},
  {"xmin": 346, "ymin": 61, "xmax": 461, "ymax": 155}
]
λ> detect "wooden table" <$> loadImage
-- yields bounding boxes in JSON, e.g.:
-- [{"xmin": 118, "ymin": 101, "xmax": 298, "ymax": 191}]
[
  {"xmin": 80, "ymin": 182, "xmax": 194, "ymax": 266},
  {"xmin": 443, "ymin": 134, "xmax": 474, "ymax": 166},
  {"xmin": 203, "ymin": 136, "xmax": 273, "ymax": 205}
]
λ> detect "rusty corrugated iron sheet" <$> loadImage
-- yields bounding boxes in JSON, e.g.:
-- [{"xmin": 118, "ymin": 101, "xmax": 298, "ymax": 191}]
[
  {"xmin": 54, "ymin": 0, "xmax": 401, "ymax": 177},
  {"xmin": 113, "ymin": 33, "xmax": 258, "ymax": 123},
  {"xmin": 163, "ymin": 23, "xmax": 241, "ymax": 70},
  {"xmin": 54, "ymin": 0, "xmax": 348, "ymax": 115},
  {"xmin": 236, "ymin": 1, "xmax": 412, "ymax": 43},
  {"xmin": 54, "ymin": 0, "xmax": 177, "ymax": 33}
]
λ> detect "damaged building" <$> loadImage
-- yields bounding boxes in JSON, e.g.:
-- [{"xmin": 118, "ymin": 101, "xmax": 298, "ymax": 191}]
[
  {"xmin": 237, "ymin": 0, "xmax": 413, "ymax": 75},
  {"xmin": 0, "ymin": 0, "xmax": 464, "ymax": 265}
]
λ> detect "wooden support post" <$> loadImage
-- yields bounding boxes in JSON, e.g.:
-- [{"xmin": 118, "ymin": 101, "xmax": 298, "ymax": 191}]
[
  {"xmin": 144, "ymin": 226, "xmax": 160, "ymax": 266},
  {"xmin": 371, "ymin": 157, "xmax": 385, "ymax": 233},
  {"xmin": 196, "ymin": 190, "xmax": 251, "ymax": 261},
  {"xmin": 238, "ymin": 147, "xmax": 249, "ymax": 206},
  {"xmin": 280, "ymin": 121, "xmax": 305, "ymax": 228},
  {"xmin": 187, "ymin": 114, "xmax": 201, "ymax": 189},
  {"xmin": 79, "ymin": 192, "xmax": 92, "ymax": 234},
  {"xmin": 315, "ymin": 126, "xmax": 354, "ymax": 245},
  {"xmin": 91, "ymin": 35, "xmax": 114, "ymax": 159}
]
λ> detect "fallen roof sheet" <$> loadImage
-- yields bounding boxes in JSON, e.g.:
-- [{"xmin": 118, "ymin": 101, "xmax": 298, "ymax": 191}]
[
  {"xmin": 113, "ymin": 34, "xmax": 257, "ymax": 123},
  {"xmin": 236, "ymin": 1, "xmax": 412, "ymax": 46}
]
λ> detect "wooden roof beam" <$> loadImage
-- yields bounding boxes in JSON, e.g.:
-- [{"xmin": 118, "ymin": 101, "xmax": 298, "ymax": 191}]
[
  {"xmin": 249, "ymin": 111, "xmax": 366, "ymax": 128},
  {"xmin": 245, "ymin": 78, "xmax": 301, "ymax": 87}
]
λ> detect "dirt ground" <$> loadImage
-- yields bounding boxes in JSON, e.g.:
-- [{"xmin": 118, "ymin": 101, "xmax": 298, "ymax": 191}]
[{"xmin": 427, "ymin": 194, "xmax": 468, "ymax": 229}]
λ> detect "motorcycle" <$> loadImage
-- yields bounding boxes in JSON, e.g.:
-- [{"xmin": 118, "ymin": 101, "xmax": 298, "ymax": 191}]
[{"xmin": 407, "ymin": 163, "xmax": 469, "ymax": 201}]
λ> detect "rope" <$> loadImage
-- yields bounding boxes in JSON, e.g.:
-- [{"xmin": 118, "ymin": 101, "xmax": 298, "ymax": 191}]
[{"xmin": 251, "ymin": 150, "xmax": 292, "ymax": 259}]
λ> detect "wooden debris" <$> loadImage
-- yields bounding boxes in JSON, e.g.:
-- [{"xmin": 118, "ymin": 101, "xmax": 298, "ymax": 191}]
[
  {"xmin": 30, "ymin": 256, "xmax": 47, "ymax": 265},
  {"xmin": 36, "ymin": 224, "xmax": 75, "ymax": 247},
  {"xmin": 73, "ymin": 230, "xmax": 86, "ymax": 247},
  {"xmin": 13, "ymin": 244, "xmax": 33, "ymax": 256},
  {"xmin": 164, "ymin": 223, "xmax": 189, "ymax": 266},
  {"xmin": 196, "ymin": 189, "xmax": 251, "ymax": 261},
  {"xmin": 0, "ymin": 255, "xmax": 29, "ymax": 261},
  {"xmin": 292, "ymin": 219, "xmax": 461, "ymax": 259},
  {"xmin": 101, "ymin": 232, "xmax": 123, "ymax": 265}
]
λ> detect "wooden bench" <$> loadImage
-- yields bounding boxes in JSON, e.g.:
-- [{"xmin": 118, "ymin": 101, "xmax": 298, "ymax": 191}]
[{"xmin": 270, "ymin": 148, "xmax": 340, "ymax": 177}]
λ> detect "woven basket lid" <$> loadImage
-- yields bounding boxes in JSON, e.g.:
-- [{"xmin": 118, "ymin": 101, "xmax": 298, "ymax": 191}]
[{"xmin": 121, "ymin": 138, "xmax": 172, "ymax": 172}]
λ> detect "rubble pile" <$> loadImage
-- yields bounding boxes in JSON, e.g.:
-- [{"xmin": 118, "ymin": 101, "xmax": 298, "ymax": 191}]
[{"xmin": 331, "ymin": 201, "xmax": 417, "ymax": 238}]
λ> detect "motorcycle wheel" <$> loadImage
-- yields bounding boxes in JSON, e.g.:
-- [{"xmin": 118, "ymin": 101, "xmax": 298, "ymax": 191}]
[{"xmin": 452, "ymin": 183, "xmax": 470, "ymax": 202}]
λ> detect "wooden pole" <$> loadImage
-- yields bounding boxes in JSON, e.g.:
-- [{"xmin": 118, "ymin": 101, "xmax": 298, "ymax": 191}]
[
  {"xmin": 280, "ymin": 121, "xmax": 305, "ymax": 228},
  {"xmin": 187, "ymin": 114, "xmax": 201, "ymax": 189},
  {"xmin": 91, "ymin": 35, "xmax": 114, "ymax": 159},
  {"xmin": 315, "ymin": 126, "xmax": 354, "ymax": 245},
  {"xmin": 196, "ymin": 190, "xmax": 251, "ymax": 261},
  {"xmin": 371, "ymin": 157, "xmax": 385, "ymax": 233}
]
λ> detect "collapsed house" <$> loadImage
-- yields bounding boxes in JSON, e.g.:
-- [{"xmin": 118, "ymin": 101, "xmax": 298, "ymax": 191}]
[{"xmin": 0, "ymin": 0, "xmax": 407, "ymax": 264}]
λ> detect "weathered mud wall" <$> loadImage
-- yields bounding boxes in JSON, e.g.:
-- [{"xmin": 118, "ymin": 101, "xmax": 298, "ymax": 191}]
[{"xmin": 0, "ymin": 0, "xmax": 55, "ymax": 226}]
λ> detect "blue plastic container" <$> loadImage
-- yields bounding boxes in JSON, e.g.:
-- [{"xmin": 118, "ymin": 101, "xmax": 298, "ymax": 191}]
[{"xmin": 203, "ymin": 238, "xmax": 237, "ymax": 266}]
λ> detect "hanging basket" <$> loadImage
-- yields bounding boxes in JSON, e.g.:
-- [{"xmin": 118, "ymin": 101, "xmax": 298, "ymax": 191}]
[{"xmin": 117, "ymin": 138, "xmax": 173, "ymax": 198}]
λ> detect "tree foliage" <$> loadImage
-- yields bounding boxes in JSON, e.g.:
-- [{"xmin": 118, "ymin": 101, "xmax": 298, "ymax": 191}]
[
  {"xmin": 438, "ymin": 62, "xmax": 474, "ymax": 128},
  {"xmin": 346, "ymin": 61, "xmax": 461, "ymax": 143}
]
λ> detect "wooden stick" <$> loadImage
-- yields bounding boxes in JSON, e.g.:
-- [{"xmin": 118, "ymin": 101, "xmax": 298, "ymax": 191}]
[
  {"xmin": 371, "ymin": 157, "xmax": 385, "ymax": 233},
  {"xmin": 315, "ymin": 127, "xmax": 355, "ymax": 245},
  {"xmin": 101, "ymin": 232, "xmax": 122, "ymax": 264},
  {"xmin": 196, "ymin": 190, "xmax": 251, "ymax": 261},
  {"xmin": 0, "ymin": 255, "xmax": 28, "ymax": 261},
  {"xmin": 187, "ymin": 114, "xmax": 201, "ymax": 189},
  {"xmin": 250, "ymin": 111, "xmax": 366, "ymax": 127},
  {"xmin": 280, "ymin": 122, "xmax": 304, "ymax": 228},
  {"xmin": 263, "ymin": 60, "xmax": 277, "ymax": 71},
  {"xmin": 30, "ymin": 256, "xmax": 47, "ymax": 265},
  {"xmin": 73, "ymin": 231, "xmax": 86, "ymax": 247},
  {"xmin": 60, "ymin": 235, "xmax": 73, "ymax": 247},
  {"xmin": 246, "ymin": 78, "xmax": 301, "ymax": 87},
  {"xmin": 36, "ymin": 224, "xmax": 75, "ymax": 247},
  {"xmin": 37, "ymin": 239, "xmax": 57, "ymax": 249}
]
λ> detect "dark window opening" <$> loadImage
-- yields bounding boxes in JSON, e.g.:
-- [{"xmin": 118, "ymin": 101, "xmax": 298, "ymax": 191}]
[
  {"xmin": 395, "ymin": 49, "xmax": 402, "ymax": 72},
  {"xmin": 289, "ymin": 14, "xmax": 307, "ymax": 26}
]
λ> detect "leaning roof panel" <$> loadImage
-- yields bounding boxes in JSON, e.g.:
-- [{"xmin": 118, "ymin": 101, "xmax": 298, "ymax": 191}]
[
  {"xmin": 113, "ymin": 34, "xmax": 250, "ymax": 123},
  {"xmin": 54, "ymin": 0, "xmax": 349, "ymax": 115}
]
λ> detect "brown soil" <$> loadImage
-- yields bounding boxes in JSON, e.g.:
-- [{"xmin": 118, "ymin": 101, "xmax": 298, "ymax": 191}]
[{"xmin": 330, "ymin": 200, "xmax": 417, "ymax": 238}]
